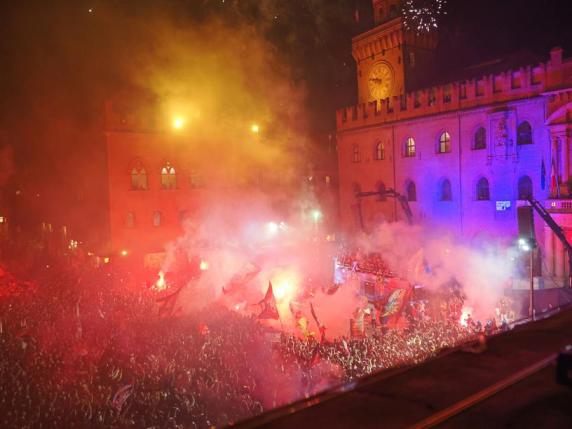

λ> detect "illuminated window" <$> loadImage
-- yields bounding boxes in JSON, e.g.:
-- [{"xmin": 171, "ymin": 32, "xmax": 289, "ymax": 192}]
[
  {"xmin": 518, "ymin": 176, "xmax": 533, "ymax": 200},
  {"xmin": 161, "ymin": 164, "xmax": 177, "ymax": 189},
  {"xmin": 476, "ymin": 178, "xmax": 490, "ymax": 200},
  {"xmin": 438, "ymin": 132, "xmax": 451, "ymax": 154},
  {"xmin": 473, "ymin": 127, "xmax": 486, "ymax": 150},
  {"xmin": 374, "ymin": 141, "xmax": 384, "ymax": 160},
  {"xmin": 406, "ymin": 181, "xmax": 417, "ymax": 202},
  {"xmin": 517, "ymin": 121, "xmax": 533, "ymax": 145},
  {"xmin": 126, "ymin": 212, "xmax": 135, "ymax": 228},
  {"xmin": 352, "ymin": 144, "xmax": 361, "ymax": 163},
  {"xmin": 440, "ymin": 179, "xmax": 452, "ymax": 201},
  {"xmin": 153, "ymin": 211, "xmax": 162, "ymax": 227},
  {"xmin": 130, "ymin": 161, "xmax": 148, "ymax": 190},
  {"xmin": 325, "ymin": 175, "xmax": 331, "ymax": 185},
  {"xmin": 405, "ymin": 137, "xmax": 416, "ymax": 158}
]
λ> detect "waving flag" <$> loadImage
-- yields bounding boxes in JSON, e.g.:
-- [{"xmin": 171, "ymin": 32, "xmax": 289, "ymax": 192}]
[
  {"xmin": 381, "ymin": 289, "xmax": 406, "ymax": 317},
  {"xmin": 310, "ymin": 303, "xmax": 327, "ymax": 343},
  {"xmin": 112, "ymin": 384, "xmax": 133, "ymax": 412},
  {"xmin": 380, "ymin": 285, "xmax": 413, "ymax": 329},
  {"xmin": 258, "ymin": 282, "xmax": 279, "ymax": 320}
]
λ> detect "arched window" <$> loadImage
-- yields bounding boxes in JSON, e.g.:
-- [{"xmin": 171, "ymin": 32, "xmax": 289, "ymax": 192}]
[
  {"xmin": 518, "ymin": 176, "xmax": 533, "ymax": 200},
  {"xmin": 352, "ymin": 144, "xmax": 361, "ymax": 163},
  {"xmin": 476, "ymin": 178, "xmax": 490, "ymax": 201},
  {"xmin": 473, "ymin": 127, "xmax": 486, "ymax": 150},
  {"xmin": 374, "ymin": 141, "xmax": 384, "ymax": 160},
  {"xmin": 405, "ymin": 137, "xmax": 416, "ymax": 158},
  {"xmin": 125, "ymin": 212, "xmax": 135, "ymax": 228},
  {"xmin": 161, "ymin": 164, "xmax": 177, "ymax": 189},
  {"xmin": 153, "ymin": 211, "xmax": 162, "ymax": 227},
  {"xmin": 440, "ymin": 179, "xmax": 452, "ymax": 201},
  {"xmin": 130, "ymin": 164, "xmax": 148, "ymax": 190},
  {"xmin": 406, "ymin": 181, "xmax": 417, "ymax": 202},
  {"xmin": 438, "ymin": 131, "xmax": 451, "ymax": 153},
  {"xmin": 517, "ymin": 121, "xmax": 533, "ymax": 145}
]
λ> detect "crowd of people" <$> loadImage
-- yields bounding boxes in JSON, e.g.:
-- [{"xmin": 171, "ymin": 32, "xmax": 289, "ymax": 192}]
[
  {"xmin": 336, "ymin": 251, "xmax": 394, "ymax": 276},
  {"xmin": 0, "ymin": 241, "xmax": 493, "ymax": 428}
]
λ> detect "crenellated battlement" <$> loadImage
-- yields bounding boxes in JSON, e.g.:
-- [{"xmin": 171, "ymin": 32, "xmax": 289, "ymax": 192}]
[{"xmin": 337, "ymin": 48, "xmax": 572, "ymax": 131}]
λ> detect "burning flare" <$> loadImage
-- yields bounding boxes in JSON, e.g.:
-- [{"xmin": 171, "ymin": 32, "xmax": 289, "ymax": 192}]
[{"xmin": 154, "ymin": 271, "xmax": 168, "ymax": 292}]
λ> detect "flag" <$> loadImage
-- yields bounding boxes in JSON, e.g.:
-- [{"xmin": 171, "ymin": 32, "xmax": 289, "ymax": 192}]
[
  {"xmin": 258, "ymin": 282, "xmax": 279, "ymax": 320},
  {"xmin": 541, "ymin": 160, "xmax": 546, "ymax": 190},
  {"xmin": 223, "ymin": 263, "xmax": 261, "ymax": 294},
  {"xmin": 551, "ymin": 157, "xmax": 559, "ymax": 198},
  {"xmin": 341, "ymin": 338, "xmax": 350, "ymax": 356},
  {"xmin": 310, "ymin": 344, "xmax": 321, "ymax": 366},
  {"xmin": 381, "ymin": 289, "xmax": 406, "ymax": 317},
  {"xmin": 296, "ymin": 316, "xmax": 310, "ymax": 338},
  {"xmin": 380, "ymin": 286, "xmax": 413, "ymax": 329},
  {"xmin": 156, "ymin": 284, "xmax": 185, "ymax": 317},
  {"xmin": 112, "ymin": 384, "xmax": 133, "ymax": 412},
  {"xmin": 310, "ymin": 303, "xmax": 326, "ymax": 343}
]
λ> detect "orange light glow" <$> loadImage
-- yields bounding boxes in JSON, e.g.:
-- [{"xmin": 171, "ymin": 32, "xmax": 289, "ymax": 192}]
[
  {"xmin": 200, "ymin": 260, "xmax": 209, "ymax": 271},
  {"xmin": 267, "ymin": 269, "xmax": 300, "ymax": 320},
  {"xmin": 120, "ymin": 249, "xmax": 128, "ymax": 256},
  {"xmin": 250, "ymin": 123, "xmax": 260, "ymax": 134},
  {"xmin": 172, "ymin": 117, "xmax": 185, "ymax": 129}
]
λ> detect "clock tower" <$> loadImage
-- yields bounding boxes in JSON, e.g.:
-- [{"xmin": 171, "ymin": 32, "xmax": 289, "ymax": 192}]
[{"xmin": 354, "ymin": 0, "xmax": 438, "ymax": 103}]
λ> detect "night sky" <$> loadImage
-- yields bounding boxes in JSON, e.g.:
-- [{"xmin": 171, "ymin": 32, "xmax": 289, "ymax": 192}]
[{"xmin": 0, "ymin": 0, "xmax": 571, "ymax": 244}]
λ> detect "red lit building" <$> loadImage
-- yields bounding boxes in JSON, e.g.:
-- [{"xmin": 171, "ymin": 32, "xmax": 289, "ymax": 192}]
[{"xmin": 104, "ymin": 102, "xmax": 337, "ymax": 262}]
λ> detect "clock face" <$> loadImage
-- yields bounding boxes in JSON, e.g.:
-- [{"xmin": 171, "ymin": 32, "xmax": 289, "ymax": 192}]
[{"xmin": 368, "ymin": 62, "xmax": 394, "ymax": 100}]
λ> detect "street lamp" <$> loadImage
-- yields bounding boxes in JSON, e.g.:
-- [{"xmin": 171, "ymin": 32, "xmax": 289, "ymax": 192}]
[
  {"xmin": 250, "ymin": 123, "xmax": 260, "ymax": 134},
  {"xmin": 518, "ymin": 237, "xmax": 537, "ymax": 320},
  {"xmin": 172, "ymin": 117, "xmax": 185, "ymax": 130}
]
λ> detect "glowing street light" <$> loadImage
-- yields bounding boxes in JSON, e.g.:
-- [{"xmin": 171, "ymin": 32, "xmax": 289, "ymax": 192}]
[
  {"xmin": 120, "ymin": 249, "xmax": 128, "ymax": 256},
  {"xmin": 518, "ymin": 238, "xmax": 531, "ymax": 252},
  {"xmin": 312, "ymin": 209, "xmax": 322, "ymax": 222},
  {"xmin": 251, "ymin": 123, "xmax": 260, "ymax": 134},
  {"xmin": 172, "ymin": 117, "xmax": 185, "ymax": 130},
  {"xmin": 266, "ymin": 221, "xmax": 279, "ymax": 235}
]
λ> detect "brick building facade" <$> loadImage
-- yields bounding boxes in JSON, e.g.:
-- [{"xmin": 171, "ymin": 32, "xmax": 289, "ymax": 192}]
[{"xmin": 337, "ymin": 0, "xmax": 572, "ymax": 279}]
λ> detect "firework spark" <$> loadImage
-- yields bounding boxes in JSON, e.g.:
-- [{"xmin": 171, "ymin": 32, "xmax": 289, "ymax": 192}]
[{"xmin": 402, "ymin": 0, "xmax": 447, "ymax": 34}]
